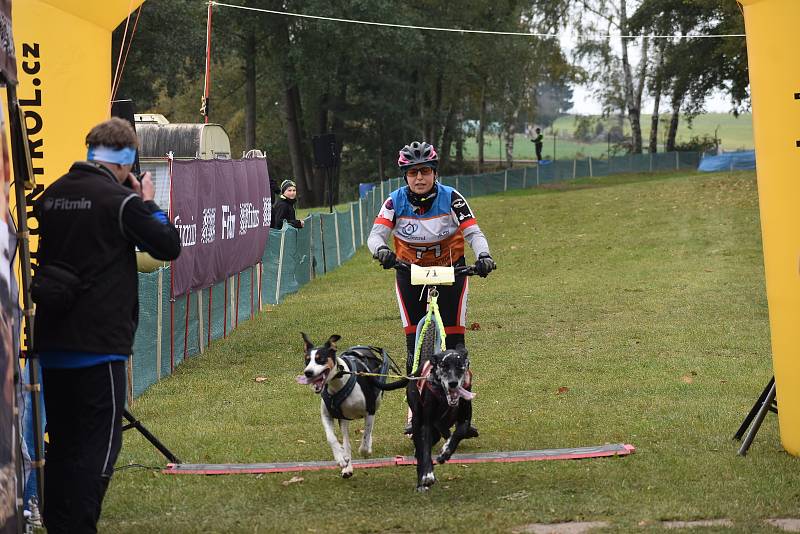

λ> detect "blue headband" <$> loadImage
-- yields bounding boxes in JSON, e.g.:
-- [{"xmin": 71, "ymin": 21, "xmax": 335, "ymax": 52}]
[{"xmin": 87, "ymin": 145, "xmax": 137, "ymax": 165}]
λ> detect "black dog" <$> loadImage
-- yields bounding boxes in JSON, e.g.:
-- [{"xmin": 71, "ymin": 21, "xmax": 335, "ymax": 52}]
[{"xmin": 406, "ymin": 347, "xmax": 475, "ymax": 491}]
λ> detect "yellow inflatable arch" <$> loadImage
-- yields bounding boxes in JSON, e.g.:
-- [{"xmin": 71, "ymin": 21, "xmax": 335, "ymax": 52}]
[
  {"xmin": 11, "ymin": 0, "xmax": 145, "ymax": 193},
  {"xmin": 740, "ymin": 0, "xmax": 800, "ymax": 456},
  {"xmin": 8, "ymin": 0, "xmax": 146, "ymax": 349}
]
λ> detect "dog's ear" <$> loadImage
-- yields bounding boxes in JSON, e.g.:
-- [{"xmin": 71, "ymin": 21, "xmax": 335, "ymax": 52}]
[
  {"xmin": 429, "ymin": 351, "xmax": 442, "ymax": 367},
  {"xmin": 301, "ymin": 332, "xmax": 314, "ymax": 353},
  {"xmin": 325, "ymin": 335, "xmax": 341, "ymax": 350},
  {"xmin": 454, "ymin": 343, "xmax": 468, "ymax": 359}
]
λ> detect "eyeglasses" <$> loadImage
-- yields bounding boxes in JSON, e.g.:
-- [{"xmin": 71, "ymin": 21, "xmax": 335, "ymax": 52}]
[{"xmin": 406, "ymin": 167, "xmax": 434, "ymax": 178}]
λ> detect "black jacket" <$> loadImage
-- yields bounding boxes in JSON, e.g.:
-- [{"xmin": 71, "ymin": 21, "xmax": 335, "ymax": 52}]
[
  {"xmin": 33, "ymin": 162, "xmax": 181, "ymax": 355},
  {"xmin": 271, "ymin": 195, "xmax": 302, "ymax": 229}
]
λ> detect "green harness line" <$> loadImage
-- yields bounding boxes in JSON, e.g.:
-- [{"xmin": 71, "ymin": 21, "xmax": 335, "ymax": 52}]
[{"xmin": 411, "ymin": 290, "xmax": 447, "ymax": 375}]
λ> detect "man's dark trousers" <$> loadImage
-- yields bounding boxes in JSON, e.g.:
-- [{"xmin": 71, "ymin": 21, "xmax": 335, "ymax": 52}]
[{"xmin": 42, "ymin": 361, "xmax": 126, "ymax": 534}]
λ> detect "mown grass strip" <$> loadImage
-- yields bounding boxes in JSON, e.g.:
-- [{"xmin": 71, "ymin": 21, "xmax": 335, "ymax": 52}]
[{"xmin": 103, "ymin": 170, "xmax": 792, "ymax": 534}]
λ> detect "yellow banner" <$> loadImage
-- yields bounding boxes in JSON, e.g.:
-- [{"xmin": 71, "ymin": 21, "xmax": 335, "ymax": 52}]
[
  {"xmin": 740, "ymin": 0, "xmax": 800, "ymax": 456},
  {"xmin": 8, "ymin": 0, "xmax": 144, "ymax": 350}
]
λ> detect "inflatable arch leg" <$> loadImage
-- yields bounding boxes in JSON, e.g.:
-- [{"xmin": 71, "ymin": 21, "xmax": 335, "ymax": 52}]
[{"xmin": 740, "ymin": 0, "xmax": 800, "ymax": 456}]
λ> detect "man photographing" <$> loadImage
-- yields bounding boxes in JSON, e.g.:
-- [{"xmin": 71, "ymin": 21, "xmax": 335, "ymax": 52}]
[{"xmin": 32, "ymin": 117, "xmax": 181, "ymax": 533}]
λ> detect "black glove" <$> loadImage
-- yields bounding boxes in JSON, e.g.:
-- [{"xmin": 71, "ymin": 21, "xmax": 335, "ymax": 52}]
[
  {"xmin": 474, "ymin": 252, "xmax": 496, "ymax": 278},
  {"xmin": 374, "ymin": 246, "xmax": 396, "ymax": 269}
]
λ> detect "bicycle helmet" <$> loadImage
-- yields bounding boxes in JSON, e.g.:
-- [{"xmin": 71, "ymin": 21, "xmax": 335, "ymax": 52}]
[{"xmin": 398, "ymin": 141, "xmax": 438, "ymax": 171}]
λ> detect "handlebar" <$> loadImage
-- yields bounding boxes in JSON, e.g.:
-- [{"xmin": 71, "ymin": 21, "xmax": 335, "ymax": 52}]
[{"xmin": 392, "ymin": 260, "xmax": 477, "ymax": 276}]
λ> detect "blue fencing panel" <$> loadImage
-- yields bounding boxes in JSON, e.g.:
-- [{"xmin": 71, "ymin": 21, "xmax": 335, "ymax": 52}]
[
  {"xmin": 589, "ymin": 158, "xmax": 610, "ymax": 177},
  {"xmin": 337, "ymin": 208, "xmax": 356, "ymax": 262},
  {"xmin": 320, "ymin": 212, "xmax": 339, "ymax": 272},
  {"xmin": 237, "ymin": 266, "xmax": 256, "ymax": 326},
  {"xmin": 308, "ymin": 213, "xmax": 325, "ymax": 277},
  {"xmin": 295, "ymin": 223, "xmax": 314, "ymax": 287},
  {"xmin": 132, "ymin": 270, "xmax": 160, "ymax": 398}
]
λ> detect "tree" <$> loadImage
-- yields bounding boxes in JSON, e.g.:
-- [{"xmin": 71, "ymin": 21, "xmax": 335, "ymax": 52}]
[
  {"xmin": 628, "ymin": 0, "xmax": 749, "ymax": 150},
  {"xmin": 573, "ymin": 0, "xmax": 649, "ymax": 154}
]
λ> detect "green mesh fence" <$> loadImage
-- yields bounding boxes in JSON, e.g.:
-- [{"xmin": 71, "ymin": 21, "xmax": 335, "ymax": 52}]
[{"xmin": 130, "ymin": 151, "xmax": 701, "ymax": 399}]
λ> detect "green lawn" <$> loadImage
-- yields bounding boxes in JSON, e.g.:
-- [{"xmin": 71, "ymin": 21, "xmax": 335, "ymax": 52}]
[
  {"xmin": 461, "ymin": 112, "xmax": 754, "ymax": 161},
  {"xmin": 101, "ymin": 169, "xmax": 795, "ymax": 533}
]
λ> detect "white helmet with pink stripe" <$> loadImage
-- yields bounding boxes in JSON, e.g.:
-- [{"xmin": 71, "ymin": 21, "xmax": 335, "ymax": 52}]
[{"xmin": 398, "ymin": 141, "xmax": 438, "ymax": 171}]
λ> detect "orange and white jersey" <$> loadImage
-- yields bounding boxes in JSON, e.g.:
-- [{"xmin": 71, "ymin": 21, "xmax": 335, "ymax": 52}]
[{"xmin": 373, "ymin": 183, "xmax": 478, "ymax": 266}]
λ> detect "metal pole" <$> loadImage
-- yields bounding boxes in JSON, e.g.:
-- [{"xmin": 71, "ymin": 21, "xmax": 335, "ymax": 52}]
[
  {"xmin": 553, "ymin": 131, "xmax": 557, "ymax": 162},
  {"xmin": 738, "ymin": 381, "xmax": 777, "ymax": 456},
  {"xmin": 8, "ymin": 84, "xmax": 45, "ymax": 510},
  {"xmin": 202, "ymin": 2, "xmax": 214, "ymax": 123}
]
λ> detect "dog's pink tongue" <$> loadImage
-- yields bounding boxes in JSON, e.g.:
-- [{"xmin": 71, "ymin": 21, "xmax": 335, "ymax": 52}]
[
  {"xmin": 457, "ymin": 386, "xmax": 475, "ymax": 400},
  {"xmin": 296, "ymin": 375, "xmax": 311, "ymax": 385}
]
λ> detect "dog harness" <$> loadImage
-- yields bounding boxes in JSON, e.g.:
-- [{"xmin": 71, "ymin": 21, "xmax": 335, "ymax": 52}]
[{"xmin": 322, "ymin": 347, "xmax": 390, "ymax": 420}]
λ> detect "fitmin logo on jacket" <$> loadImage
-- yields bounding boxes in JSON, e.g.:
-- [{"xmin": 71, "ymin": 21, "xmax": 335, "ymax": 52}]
[{"xmin": 43, "ymin": 197, "xmax": 92, "ymax": 211}]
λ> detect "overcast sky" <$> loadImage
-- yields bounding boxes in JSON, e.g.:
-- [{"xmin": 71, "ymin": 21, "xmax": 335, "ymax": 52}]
[
  {"xmin": 567, "ymin": 85, "xmax": 736, "ymax": 115},
  {"xmin": 559, "ymin": 22, "xmax": 745, "ymax": 116}
]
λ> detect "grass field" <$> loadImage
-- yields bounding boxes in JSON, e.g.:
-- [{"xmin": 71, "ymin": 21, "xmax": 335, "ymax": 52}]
[
  {"xmin": 101, "ymin": 169, "xmax": 797, "ymax": 533},
  {"xmin": 462, "ymin": 112, "xmax": 754, "ymax": 161}
]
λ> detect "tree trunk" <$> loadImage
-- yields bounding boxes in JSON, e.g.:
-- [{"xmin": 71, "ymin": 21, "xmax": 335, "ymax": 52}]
[
  {"xmin": 244, "ymin": 28, "xmax": 257, "ymax": 152},
  {"xmin": 666, "ymin": 85, "xmax": 685, "ymax": 152},
  {"xmin": 455, "ymin": 107, "xmax": 465, "ymax": 168},
  {"xmin": 504, "ymin": 109, "xmax": 518, "ymax": 168},
  {"xmin": 377, "ymin": 119, "xmax": 385, "ymax": 181},
  {"xmin": 648, "ymin": 45, "xmax": 666, "ymax": 153},
  {"xmin": 291, "ymin": 85, "xmax": 319, "ymax": 206},
  {"xmin": 283, "ymin": 82, "xmax": 309, "ymax": 203},
  {"xmin": 439, "ymin": 101, "xmax": 456, "ymax": 169},
  {"xmin": 430, "ymin": 74, "xmax": 444, "ymax": 144},
  {"xmin": 619, "ymin": 0, "xmax": 645, "ymax": 154},
  {"xmin": 328, "ymin": 81, "xmax": 347, "ymax": 205},
  {"xmin": 477, "ymin": 79, "xmax": 487, "ymax": 173}
]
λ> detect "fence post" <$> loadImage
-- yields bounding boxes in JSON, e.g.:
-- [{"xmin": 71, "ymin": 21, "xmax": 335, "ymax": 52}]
[
  {"xmin": 334, "ymin": 212, "xmax": 342, "ymax": 266},
  {"xmin": 572, "ymin": 158, "xmax": 577, "ymax": 179},
  {"xmin": 675, "ymin": 151, "xmax": 679, "ymax": 170},
  {"xmin": 588, "ymin": 157, "xmax": 593, "ymax": 178},
  {"xmin": 275, "ymin": 229, "xmax": 286, "ymax": 304},
  {"xmin": 358, "ymin": 199, "xmax": 364, "ymax": 247},
  {"xmin": 308, "ymin": 216, "xmax": 315, "ymax": 280},
  {"xmin": 536, "ymin": 164, "xmax": 540, "ymax": 186},
  {"xmin": 157, "ymin": 268, "xmax": 163, "ymax": 379},
  {"xmin": 523, "ymin": 167, "xmax": 527, "ymax": 188},
  {"xmin": 649, "ymin": 152, "xmax": 653, "ymax": 172},
  {"xmin": 455, "ymin": 175, "xmax": 460, "ymax": 191},
  {"xmin": 197, "ymin": 287, "xmax": 204, "ymax": 354},
  {"xmin": 349, "ymin": 205, "xmax": 356, "ymax": 253},
  {"xmin": 257, "ymin": 261, "xmax": 263, "ymax": 312},
  {"xmin": 504, "ymin": 169, "xmax": 508, "ymax": 191}
]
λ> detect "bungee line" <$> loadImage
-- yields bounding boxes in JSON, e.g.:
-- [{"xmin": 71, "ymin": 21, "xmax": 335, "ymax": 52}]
[{"xmin": 209, "ymin": 1, "xmax": 745, "ymax": 40}]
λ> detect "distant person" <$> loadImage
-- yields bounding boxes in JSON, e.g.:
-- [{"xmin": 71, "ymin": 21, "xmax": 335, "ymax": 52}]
[
  {"xmin": 531, "ymin": 127, "xmax": 544, "ymax": 162},
  {"xmin": 271, "ymin": 179, "xmax": 304, "ymax": 229}
]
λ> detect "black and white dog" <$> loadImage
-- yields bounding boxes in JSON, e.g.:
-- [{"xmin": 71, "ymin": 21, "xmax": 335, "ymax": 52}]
[
  {"xmin": 407, "ymin": 347, "xmax": 475, "ymax": 491},
  {"xmin": 296, "ymin": 333, "xmax": 404, "ymax": 478}
]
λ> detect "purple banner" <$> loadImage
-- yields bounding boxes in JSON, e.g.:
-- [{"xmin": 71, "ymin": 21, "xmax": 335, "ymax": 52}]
[{"xmin": 170, "ymin": 158, "xmax": 271, "ymax": 297}]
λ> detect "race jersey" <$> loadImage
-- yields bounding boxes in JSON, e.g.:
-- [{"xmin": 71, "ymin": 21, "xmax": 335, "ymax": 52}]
[{"xmin": 374, "ymin": 183, "xmax": 477, "ymax": 266}]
